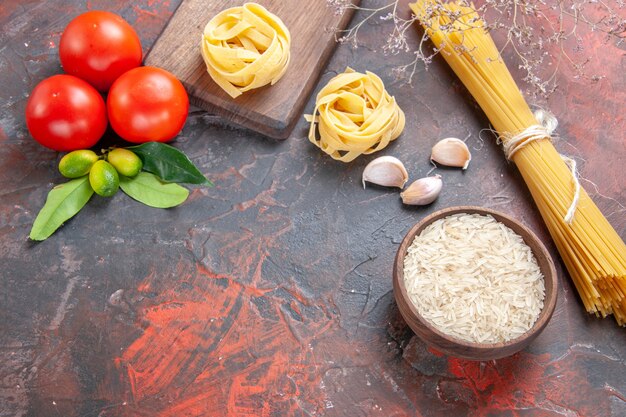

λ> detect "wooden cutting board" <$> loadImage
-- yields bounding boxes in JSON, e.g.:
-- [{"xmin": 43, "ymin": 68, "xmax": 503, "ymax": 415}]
[{"xmin": 145, "ymin": 0, "xmax": 360, "ymax": 139}]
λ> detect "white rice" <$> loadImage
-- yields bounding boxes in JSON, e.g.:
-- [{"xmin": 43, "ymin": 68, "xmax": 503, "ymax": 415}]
[{"xmin": 403, "ymin": 213, "xmax": 545, "ymax": 344}]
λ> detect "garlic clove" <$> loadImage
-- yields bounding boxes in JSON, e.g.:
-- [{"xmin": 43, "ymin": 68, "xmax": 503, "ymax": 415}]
[
  {"xmin": 431, "ymin": 138, "xmax": 471, "ymax": 169},
  {"xmin": 401, "ymin": 175, "xmax": 443, "ymax": 205},
  {"xmin": 362, "ymin": 156, "xmax": 409, "ymax": 189}
]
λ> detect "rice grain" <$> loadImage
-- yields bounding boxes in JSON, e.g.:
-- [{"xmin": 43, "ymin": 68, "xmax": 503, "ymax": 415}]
[{"xmin": 403, "ymin": 213, "xmax": 545, "ymax": 344}]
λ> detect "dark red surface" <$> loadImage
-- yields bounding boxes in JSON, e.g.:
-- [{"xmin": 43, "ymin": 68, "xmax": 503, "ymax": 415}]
[{"xmin": 1, "ymin": 1, "xmax": 625, "ymax": 416}]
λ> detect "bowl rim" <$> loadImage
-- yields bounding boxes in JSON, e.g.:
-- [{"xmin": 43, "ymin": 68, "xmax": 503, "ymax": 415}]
[{"xmin": 393, "ymin": 205, "xmax": 558, "ymax": 356}]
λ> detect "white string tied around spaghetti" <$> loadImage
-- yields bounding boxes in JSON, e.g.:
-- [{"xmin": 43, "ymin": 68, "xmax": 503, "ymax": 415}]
[{"xmin": 498, "ymin": 109, "xmax": 581, "ymax": 224}]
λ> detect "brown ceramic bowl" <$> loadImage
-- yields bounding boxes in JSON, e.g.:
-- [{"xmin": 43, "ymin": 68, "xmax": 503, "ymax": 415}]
[{"xmin": 393, "ymin": 206, "xmax": 557, "ymax": 361}]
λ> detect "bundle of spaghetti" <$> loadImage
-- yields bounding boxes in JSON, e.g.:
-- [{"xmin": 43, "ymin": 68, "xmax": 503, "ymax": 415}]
[{"xmin": 410, "ymin": 0, "xmax": 626, "ymax": 324}]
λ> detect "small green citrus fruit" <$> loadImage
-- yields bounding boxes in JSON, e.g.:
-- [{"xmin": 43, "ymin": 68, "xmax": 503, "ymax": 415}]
[
  {"xmin": 89, "ymin": 160, "xmax": 119, "ymax": 197},
  {"xmin": 58, "ymin": 149, "xmax": 99, "ymax": 178},
  {"xmin": 107, "ymin": 148, "xmax": 143, "ymax": 177}
]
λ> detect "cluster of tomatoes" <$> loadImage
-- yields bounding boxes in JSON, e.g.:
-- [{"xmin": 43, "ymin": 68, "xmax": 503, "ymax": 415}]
[{"xmin": 25, "ymin": 11, "xmax": 189, "ymax": 152}]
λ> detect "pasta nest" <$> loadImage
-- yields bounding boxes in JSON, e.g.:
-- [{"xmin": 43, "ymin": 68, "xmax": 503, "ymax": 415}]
[
  {"xmin": 305, "ymin": 68, "xmax": 405, "ymax": 162},
  {"xmin": 201, "ymin": 3, "xmax": 291, "ymax": 98}
]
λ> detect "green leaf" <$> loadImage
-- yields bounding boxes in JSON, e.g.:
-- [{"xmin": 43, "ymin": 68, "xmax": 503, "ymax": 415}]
[
  {"xmin": 127, "ymin": 142, "xmax": 213, "ymax": 186},
  {"xmin": 119, "ymin": 172, "xmax": 189, "ymax": 208},
  {"xmin": 30, "ymin": 177, "xmax": 94, "ymax": 241}
]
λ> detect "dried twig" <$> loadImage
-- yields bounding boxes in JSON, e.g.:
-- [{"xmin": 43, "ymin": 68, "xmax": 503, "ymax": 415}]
[{"xmin": 327, "ymin": 0, "xmax": 625, "ymax": 97}]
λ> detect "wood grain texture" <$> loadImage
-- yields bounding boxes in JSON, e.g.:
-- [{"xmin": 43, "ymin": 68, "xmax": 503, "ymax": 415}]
[
  {"xmin": 145, "ymin": 0, "xmax": 360, "ymax": 139},
  {"xmin": 393, "ymin": 206, "xmax": 558, "ymax": 361}
]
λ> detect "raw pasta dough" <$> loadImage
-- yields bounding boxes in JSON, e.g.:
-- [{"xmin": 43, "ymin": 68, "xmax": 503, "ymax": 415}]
[
  {"xmin": 305, "ymin": 68, "xmax": 405, "ymax": 162},
  {"xmin": 201, "ymin": 3, "xmax": 291, "ymax": 98}
]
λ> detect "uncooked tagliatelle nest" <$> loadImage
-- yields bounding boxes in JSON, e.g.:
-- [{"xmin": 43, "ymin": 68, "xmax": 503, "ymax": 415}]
[
  {"xmin": 305, "ymin": 68, "xmax": 405, "ymax": 162},
  {"xmin": 200, "ymin": 3, "xmax": 291, "ymax": 98}
]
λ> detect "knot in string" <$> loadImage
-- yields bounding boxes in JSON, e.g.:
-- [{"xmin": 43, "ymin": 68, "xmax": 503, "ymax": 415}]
[
  {"xmin": 500, "ymin": 109, "xmax": 558, "ymax": 160},
  {"xmin": 499, "ymin": 109, "xmax": 580, "ymax": 224}
]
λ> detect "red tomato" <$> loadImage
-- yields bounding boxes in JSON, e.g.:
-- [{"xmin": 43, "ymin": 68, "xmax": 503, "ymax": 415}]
[
  {"xmin": 107, "ymin": 66, "xmax": 189, "ymax": 143},
  {"xmin": 25, "ymin": 74, "xmax": 108, "ymax": 151},
  {"xmin": 59, "ymin": 11, "xmax": 142, "ymax": 92}
]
